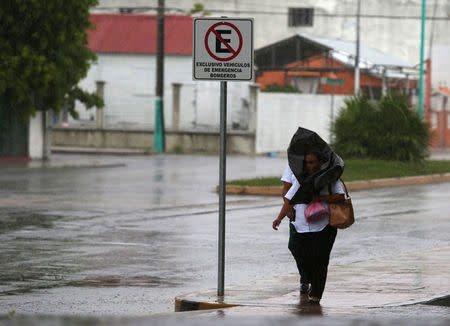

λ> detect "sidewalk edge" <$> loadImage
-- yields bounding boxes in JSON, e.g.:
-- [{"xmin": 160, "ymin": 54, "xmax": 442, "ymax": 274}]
[{"xmin": 174, "ymin": 298, "xmax": 239, "ymax": 312}]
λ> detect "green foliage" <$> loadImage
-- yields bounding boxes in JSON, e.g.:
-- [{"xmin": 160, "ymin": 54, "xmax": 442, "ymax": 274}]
[
  {"xmin": 190, "ymin": 2, "xmax": 211, "ymax": 16},
  {"xmin": 190, "ymin": 2, "xmax": 205, "ymax": 13},
  {"xmin": 331, "ymin": 94, "xmax": 430, "ymax": 161},
  {"xmin": 0, "ymin": 0, "xmax": 104, "ymax": 120},
  {"xmin": 227, "ymin": 159, "xmax": 450, "ymax": 185},
  {"xmin": 172, "ymin": 144, "xmax": 184, "ymax": 153},
  {"xmin": 263, "ymin": 84, "xmax": 301, "ymax": 93}
]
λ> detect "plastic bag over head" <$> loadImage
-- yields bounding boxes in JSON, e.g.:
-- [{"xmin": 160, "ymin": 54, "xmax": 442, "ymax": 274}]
[{"xmin": 287, "ymin": 127, "xmax": 344, "ymax": 204}]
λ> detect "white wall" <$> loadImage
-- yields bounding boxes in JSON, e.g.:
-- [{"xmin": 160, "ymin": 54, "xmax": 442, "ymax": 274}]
[
  {"xmin": 73, "ymin": 53, "xmax": 252, "ymax": 131},
  {"xmin": 255, "ymin": 92, "xmax": 347, "ymax": 154},
  {"xmin": 73, "ymin": 53, "xmax": 194, "ymax": 129},
  {"xmin": 432, "ymin": 46, "xmax": 450, "ymax": 89},
  {"xmin": 29, "ymin": 112, "xmax": 43, "ymax": 159},
  {"xmin": 176, "ymin": 81, "xmax": 251, "ymax": 131}
]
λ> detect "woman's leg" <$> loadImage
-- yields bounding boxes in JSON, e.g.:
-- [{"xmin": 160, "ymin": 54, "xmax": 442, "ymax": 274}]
[
  {"xmin": 309, "ymin": 225, "xmax": 338, "ymax": 300},
  {"xmin": 293, "ymin": 255, "xmax": 310, "ymax": 285},
  {"xmin": 308, "ymin": 256, "xmax": 329, "ymax": 300},
  {"xmin": 288, "ymin": 224, "xmax": 310, "ymax": 286},
  {"xmin": 288, "ymin": 242, "xmax": 311, "ymax": 286}
]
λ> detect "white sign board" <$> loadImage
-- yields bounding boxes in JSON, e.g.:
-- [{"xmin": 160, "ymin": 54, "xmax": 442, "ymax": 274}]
[{"xmin": 193, "ymin": 18, "xmax": 253, "ymax": 81}]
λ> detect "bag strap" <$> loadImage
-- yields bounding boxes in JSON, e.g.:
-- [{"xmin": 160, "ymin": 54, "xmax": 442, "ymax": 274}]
[{"xmin": 340, "ymin": 178, "xmax": 350, "ymax": 198}]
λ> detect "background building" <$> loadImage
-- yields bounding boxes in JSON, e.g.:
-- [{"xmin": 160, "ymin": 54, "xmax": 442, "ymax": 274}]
[
  {"xmin": 255, "ymin": 33, "xmax": 418, "ymax": 98},
  {"xmin": 72, "ymin": 14, "xmax": 192, "ymax": 129},
  {"xmin": 51, "ymin": 0, "xmax": 450, "ymax": 153},
  {"xmin": 94, "ymin": 0, "xmax": 450, "ymax": 89}
]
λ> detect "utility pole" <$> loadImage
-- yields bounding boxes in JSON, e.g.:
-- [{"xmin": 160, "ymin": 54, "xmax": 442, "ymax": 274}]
[
  {"xmin": 354, "ymin": 0, "xmax": 361, "ymax": 95},
  {"xmin": 418, "ymin": 0, "xmax": 426, "ymax": 120},
  {"xmin": 154, "ymin": 0, "xmax": 165, "ymax": 152}
]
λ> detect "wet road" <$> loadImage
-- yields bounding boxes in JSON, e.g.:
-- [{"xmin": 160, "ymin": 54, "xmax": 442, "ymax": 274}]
[{"xmin": 0, "ymin": 154, "xmax": 449, "ymax": 316}]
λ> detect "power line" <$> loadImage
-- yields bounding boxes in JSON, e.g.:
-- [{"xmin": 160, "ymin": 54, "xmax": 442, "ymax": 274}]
[
  {"xmin": 202, "ymin": 8, "xmax": 450, "ymax": 20},
  {"xmin": 94, "ymin": 6, "xmax": 450, "ymax": 20}
]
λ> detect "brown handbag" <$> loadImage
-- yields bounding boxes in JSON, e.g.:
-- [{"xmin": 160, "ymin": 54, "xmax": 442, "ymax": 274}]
[{"xmin": 328, "ymin": 179, "xmax": 355, "ymax": 229}]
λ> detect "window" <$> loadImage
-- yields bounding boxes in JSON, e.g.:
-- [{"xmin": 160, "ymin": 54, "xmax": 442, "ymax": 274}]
[
  {"xmin": 288, "ymin": 8, "xmax": 314, "ymax": 27},
  {"xmin": 119, "ymin": 8, "xmax": 133, "ymax": 13}
]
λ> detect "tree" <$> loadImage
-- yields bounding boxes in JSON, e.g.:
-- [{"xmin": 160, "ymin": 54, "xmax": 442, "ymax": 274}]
[{"xmin": 0, "ymin": 0, "xmax": 103, "ymax": 120}]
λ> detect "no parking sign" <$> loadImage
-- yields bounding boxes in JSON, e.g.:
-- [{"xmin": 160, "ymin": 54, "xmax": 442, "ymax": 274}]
[{"xmin": 193, "ymin": 18, "xmax": 253, "ymax": 81}]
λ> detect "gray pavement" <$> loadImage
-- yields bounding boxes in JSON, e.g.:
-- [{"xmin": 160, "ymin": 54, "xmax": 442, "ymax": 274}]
[
  {"xmin": 1, "ymin": 314, "xmax": 450, "ymax": 326},
  {"xmin": 0, "ymin": 153, "xmax": 449, "ymax": 320}
]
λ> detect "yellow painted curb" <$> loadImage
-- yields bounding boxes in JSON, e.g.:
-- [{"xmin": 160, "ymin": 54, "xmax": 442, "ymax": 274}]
[
  {"xmin": 222, "ymin": 173, "xmax": 450, "ymax": 196},
  {"xmin": 174, "ymin": 297, "xmax": 239, "ymax": 312}
]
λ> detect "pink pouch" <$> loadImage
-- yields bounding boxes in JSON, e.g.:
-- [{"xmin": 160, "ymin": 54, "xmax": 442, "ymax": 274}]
[{"xmin": 304, "ymin": 201, "xmax": 330, "ymax": 223}]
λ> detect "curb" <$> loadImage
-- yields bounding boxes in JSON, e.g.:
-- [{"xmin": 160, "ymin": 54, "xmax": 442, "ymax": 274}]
[
  {"xmin": 52, "ymin": 146, "xmax": 147, "ymax": 155},
  {"xmin": 223, "ymin": 173, "xmax": 450, "ymax": 195},
  {"xmin": 174, "ymin": 298, "xmax": 238, "ymax": 312}
]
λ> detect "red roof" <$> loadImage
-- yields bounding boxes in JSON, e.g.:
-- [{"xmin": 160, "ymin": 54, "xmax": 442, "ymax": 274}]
[{"xmin": 88, "ymin": 14, "xmax": 192, "ymax": 55}]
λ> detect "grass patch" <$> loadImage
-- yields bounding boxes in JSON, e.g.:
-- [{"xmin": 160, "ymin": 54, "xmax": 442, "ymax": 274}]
[
  {"xmin": 227, "ymin": 159, "xmax": 450, "ymax": 186},
  {"xmin": 227, "ymin": 177, "xmax": 282, "ymax": 187}
]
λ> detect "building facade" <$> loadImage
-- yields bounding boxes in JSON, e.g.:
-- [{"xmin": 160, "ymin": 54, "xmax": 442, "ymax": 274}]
[
  {"xmin": 254, "ymin": 34, "xmax": 418, "ymax": 98},
  {"xmin": 95, "ymin": 0, "xmax": 450, "ymax": 89},
  {"xmin": 72, "ymin": 14, "xmax": 193, "ymax": 129},
  {"xmin": 70, "ymin": 13, "xmax": 251, "ymax": 131}
]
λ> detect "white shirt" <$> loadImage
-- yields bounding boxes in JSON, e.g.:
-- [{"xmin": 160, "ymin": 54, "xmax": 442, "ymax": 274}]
[
  {"xmin": 281, "ymin": 164, "xmax": 296, "ymax": 184},
  {"xmin": 281, "ymin": 164, "xmax": 345, "ymax": 233}
]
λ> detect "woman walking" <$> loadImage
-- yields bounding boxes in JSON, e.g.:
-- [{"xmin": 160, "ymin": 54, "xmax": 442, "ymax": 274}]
[{"xmin": 273, "ymin": 151, "xmax": 345, "ymax": 305}]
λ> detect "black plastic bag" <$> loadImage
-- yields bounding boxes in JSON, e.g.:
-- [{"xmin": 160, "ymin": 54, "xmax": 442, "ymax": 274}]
[{"xmin": 287, "ymin": 127, "xmax": 344, "ymax": 204}]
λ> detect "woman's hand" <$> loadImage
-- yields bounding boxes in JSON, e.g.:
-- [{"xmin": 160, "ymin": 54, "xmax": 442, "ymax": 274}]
[{"xmin": 272, "ymin": 217, "xmax": 283, "ymax": 230}]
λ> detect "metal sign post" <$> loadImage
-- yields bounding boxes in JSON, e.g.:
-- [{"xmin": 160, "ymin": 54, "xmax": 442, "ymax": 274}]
[
  {"xmin": 218, "ymin": 81, "xmax": 227, "ymax": 297},
  {"xmin": 193, "ymin": 17, "xmax": 253, "ymax": 298}
]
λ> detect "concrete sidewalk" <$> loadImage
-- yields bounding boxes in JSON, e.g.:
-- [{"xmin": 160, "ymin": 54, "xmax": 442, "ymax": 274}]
[{"xmin": 175, "ymin": 246, "xmax": 450, "ymax": 315}]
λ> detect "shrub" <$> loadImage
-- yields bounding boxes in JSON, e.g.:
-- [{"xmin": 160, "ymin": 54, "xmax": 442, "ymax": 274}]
[
  {"xmin": 332, "ymin": 94, "xmax": 430, "ymax": 162},
  {"xmin": 263, "ymin": 84, "xmax": 301, "ymax": 93},
  {"xmin": 172, "ymin": 144, "xmax": 184, "ymax": 153}
]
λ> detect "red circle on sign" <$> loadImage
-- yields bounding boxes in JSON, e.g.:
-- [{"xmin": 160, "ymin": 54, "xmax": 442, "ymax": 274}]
[{"xmin": 204, "ymin": 22, "xmax": 243, "ymax": 62}]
